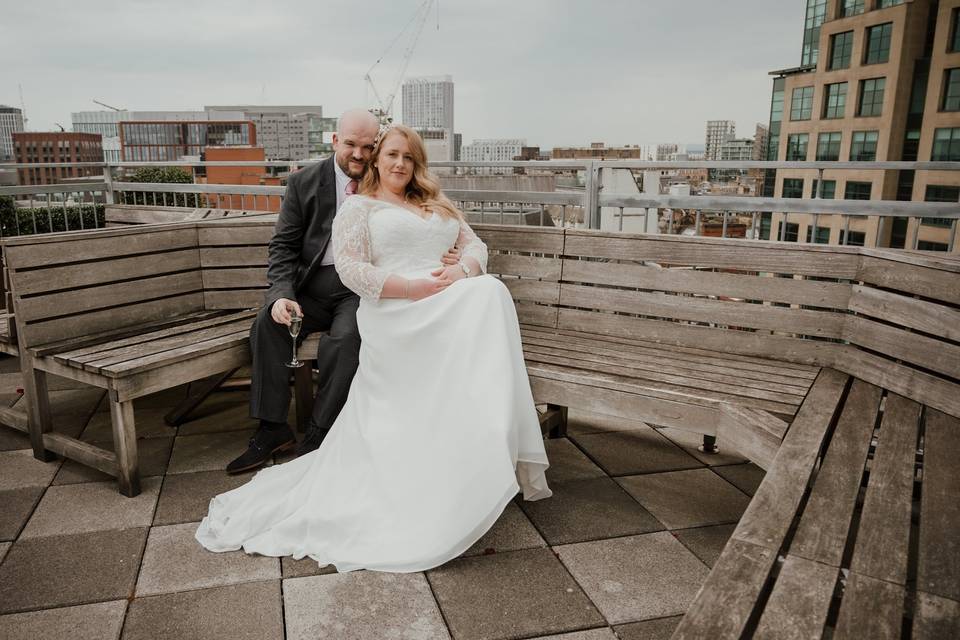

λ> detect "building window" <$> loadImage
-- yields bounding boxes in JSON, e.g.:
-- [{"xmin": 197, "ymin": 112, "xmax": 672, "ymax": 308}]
[
  {"xmin": 823, "ymin": 82, "xmax": 848, "ymax": 119},
  {"xmin": 816, "ymin": 132, "xmax": 842, "ymax": 160},
  {"xmin": 812, "ymin": 179, "xmax": 837, "ymax": 198},
  {"xmin": 952, "ymin": 8, "xmax": 960, "ymax": 53},
  {"xmin": 917, "ymin": 241, "xmax": 949, "ymax": 251},
  {"xmin": 942, "ymin": 69, "xmax": 960, "ymax": 112},
  {"xmin": 829, "ymin": 31, "xmax": 854, "ymax": 70},
  {"xmin": 845, "ymin": 181, "xmax": 872, "ymax": 200},
  {"xmin": 864, "ymin": 23, "xmax": 893, "ymax": 64},
  {"xmin": 790, "ymin": 86, "xmax": 815, "ymax": 120},
  {"xmin": 932, "ymin": 128, "xmax": 960, "ymax": 161},
  {"xmin": 840, "ymin": 0, "xmax": 864, "ymax": 17},
  {"xmin": 925, "ymin": 185, "xmax": 960, "ymax": 203},
  {"xmin": 782, "ymin": 178, "xmax": 805, "ymax": 198},
  {"xmin": 841, "ymin": 230, "xmax": 866, "ymax": 246},
  {"xmin": 802, "ymin": 0, "xmax": 828, "ymax": 65},
  {"xmin": 850, "ymin": 131, "xmax": 879, "ymax": 161},
  {"xmin": 786, "ymin": 134, "xmax": 809, "ymax": 161},
  {"xmin": 876, "ymin": 0, "xmax": 903, "ymax": 7},
  {"xmin": 806, "ymin": 226, "xmax": 831, "ymax": 243},
  {"xmin": 780, "ymin": 222, "xmax": 800, "ymax": 242},
  {"xmin": 857, "ymin": 78, "xmax": 886, "ymax": 116}
]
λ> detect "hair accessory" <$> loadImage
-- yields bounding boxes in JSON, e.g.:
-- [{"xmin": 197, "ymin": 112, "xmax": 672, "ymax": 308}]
[{"xmin": 375, "ymin": 123, "xmax": 394, "ymax": 146}]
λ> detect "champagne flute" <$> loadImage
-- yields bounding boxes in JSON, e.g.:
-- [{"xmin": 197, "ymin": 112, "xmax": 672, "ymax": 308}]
[{"xmin": 285, "ymin": 313, "xmax": 304, "ymax": 368}]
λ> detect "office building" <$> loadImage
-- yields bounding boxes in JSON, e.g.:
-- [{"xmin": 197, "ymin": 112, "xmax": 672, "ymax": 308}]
[
  {"xmin": 205, "ymin": 105, "xmax": 336, "ymax": 159},
  {"xmin": 13, "ymin": 132, "xmax": 103, "ymax": 185},
  {"xmin": 402, "ymin": 76, "xmax": 455, "ymax": 161},
  {"xmin": 0, "ymin": 106, "xmax": 25, "ymax": 162},
  {"xmin": 119, "ymin": 120, "xmax": 256, "ymax": 162},
  {"xmin": 763, "ymin": 0, "xmax": 960, "ymax": 251}
]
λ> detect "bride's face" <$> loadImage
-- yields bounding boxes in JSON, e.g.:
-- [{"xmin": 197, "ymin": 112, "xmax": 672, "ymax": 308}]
[{"xmin": 377, "ymin": 134, "xmax": 415, "ymax": 194}]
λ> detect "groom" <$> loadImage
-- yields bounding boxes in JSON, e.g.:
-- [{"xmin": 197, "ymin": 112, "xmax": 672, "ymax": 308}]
[{"xmin": 226, "ymin": 109, "xmax": 381, "ymax": 473}]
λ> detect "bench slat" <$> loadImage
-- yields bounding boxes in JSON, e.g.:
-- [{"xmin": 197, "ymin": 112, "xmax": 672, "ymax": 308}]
[
  {"xmin": 557, "ymin": 308, "xmax": 837, "ymax": 368},
  {"xmin": 488, "ymin": 254, "xmax": 561, "ymax": 280},
  {"xmin": 753, "ymin": 555, "xmax": 837, "ymax": 639},
  {"xmin": 832, "ymin": 572, "xmax": 904, "ymax": 640},
  {"xmin": 671, "ymin": 538, "xmax": 777, "ymax": 639},
  {"xmin": 520, "ymin": 325, "xmax": 820, "ymax": 379},
  {"xmin": 562, "ymin": 260, "xmax": 852, "ymax": 310},
  {"xmin": 199, "ymin": 246, "xmax": 268, "ymax": 268},
  {"xmin": 845, "ymin": 315, "xmax": 960, "ymax": 381},
  {"xmin": 849, "ymin": 393, "xmax": 921, "ymax": 586},
  {"xmin": 202, "ymin": 267, "xmax": 268, "ymax": 289},
  {"xmin": 560, "ymin": 284, "xmax": 846, "ymax": 339},
  {"xmin": 912, "ymin": 592, "xmax": 960, "ymax": 639},
  {"xmin": 17, "ymin": 272, "xmax": 203, "ymax": 324},
  {"xmin": 79, "ymin": 317, "xmax": 256, "ymax": 373},
  {"xmin": 520, "ymin": 336, "xmax": 813, "ymax": 394},
  {"xmin": 4, "ymin": 227, "xmax": 197, "ymax": 270},
  {"xmin": 849, "ymin": 284, "xmax": 960, "ymax": 343},
  {"xmin": 732, "ymin": 368, "xmax": 849, "ymax": 552},
  {"xmin": 916, "ymin": 408, "xmax": 960, "ymax": 602},
  {"xmin": 858, "ymin": 255, "xmax": 960, "ymax": 306},
  {"xmin": 789, "ymin": 379, "xmax": 882, "ymax": 567},
  {"xmin": 522, "ymin": 347, "xmax": 804, "ymax": 413},
  {"xmin": 99, "ymin": 329, "xmax": 251, "ymax": 377}
]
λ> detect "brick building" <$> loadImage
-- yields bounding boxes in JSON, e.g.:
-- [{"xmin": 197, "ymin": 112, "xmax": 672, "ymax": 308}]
[{"xmin": 13, "ymin": 132, "xmax": 103, "ymax": 186}]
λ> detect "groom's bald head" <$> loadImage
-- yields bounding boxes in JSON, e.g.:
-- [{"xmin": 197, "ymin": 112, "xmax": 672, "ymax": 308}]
[{"xmin": 333, "ymin": 109, "xmax": 380, "ymax": 179}]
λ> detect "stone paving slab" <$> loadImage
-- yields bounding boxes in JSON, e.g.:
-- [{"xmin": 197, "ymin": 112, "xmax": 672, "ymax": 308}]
[
  {"xmin": 281, "ymin": 555, "xmax": 337, "ymax": 579},
  {"xmin": 0, "ymin": 527, "xmax": 147, "ymax": 614},
  {"xmin": 175, "ymin": 392, "xmax": 257, "ymax": 436},
  {"xmin": 464, "ymin": 501, "xmax": 546, "ymax": 557},
  {"xmin": 571, "ymin": 428, "xmax": 702, "ymax": 476},
  {"xmin": 612, "ymin": 615, "xmax": 683, "ymax": 640},
  {"xmin": 123, "ymin": 580, "xmax": 283, "ymax": 640},
  {"xmin": 0, "ymin": 600, "xmax": 127, "ymax": 640},
  {"xmin": 54, "ymin": 437, "xmax": 173, "ymax": 485},
  {"xmin": 519, "ymin": 477, "xmax": 663, "ymax": 545},
  {"xmin": 555, "ymin": 532, "xmax": 709, "ymax": 625},
  {"xmin": 655, "ymin": 427, "xmax": 749, "ymax": 466},
  {"xmin": 566, "ymin": 408, "xmax": 651, "ymax": 437},
  {"xmin": 0, "ymin": 424, "xmax": 31, "ymax": 451},
  {"xmin": 713, "ymin": 463, "xmax": 766, "ymax": 497},
  {"xmin": 0, "ymin": 450, "xmax": 61, "ymax": 490},
  {"xmin": 0, "ymin": 487, "xmax": 43, "ymax": 541},
  {"xmin": 166, "ymin": 429, "xmax": 258, "ymax": 474},
  {"xmin": 81, "ymin": 408, "xmax": 174, "ymax": 442},
  {"xmin": 616, "ymin": 468, "xmax": 750, "ymax": 530},
  {"xmin": 674, "ymin": 524, "xmax": 736, "ymax": 569},
  {"xmin": 153, "ymin": 469, "xmax": 249, "ymax": 526},
  {"xmin": 136, "ymin": 522, "xmax": 279, "ymax": 596},
  {"xmin": 20, "ymin": 477, "xmax": 161, "ymax": 539},
  {"xmin": 284, "ymin": 571, "xmax": 449, "ymax": 640},
  {"xmin": 96, "ymin": 386, "xmax": 187, "ymax": 413},
  {"xmin": 530, "ymin": 629, "xmax": 618, "ymax": 639},
  {"xmin": 428, "ymin": 547, "xmax": 605, "ymax": 640},
  {"xmin": 0, "ymin": 541, "xmax": 9, "ymax": 564},
  {"xmin": 543, "ymin": 438, "xmax": 607, "ymax": 484}
]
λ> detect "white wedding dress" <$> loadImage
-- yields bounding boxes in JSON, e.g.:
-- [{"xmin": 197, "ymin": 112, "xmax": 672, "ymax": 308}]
[{"xmin": 195, "ymin": 195, "xmax": 551, "ymax": 573}]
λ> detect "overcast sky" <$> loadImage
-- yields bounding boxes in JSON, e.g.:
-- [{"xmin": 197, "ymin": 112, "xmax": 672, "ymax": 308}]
[{"xmin": 2, "ymin": 0, "xmax": 805, "ymax": 148}]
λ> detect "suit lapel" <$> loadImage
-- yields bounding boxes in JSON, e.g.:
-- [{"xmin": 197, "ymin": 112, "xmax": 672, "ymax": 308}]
[{"xmin": 316, "ymin": 155, "xmax": 337, "ymax": 222}]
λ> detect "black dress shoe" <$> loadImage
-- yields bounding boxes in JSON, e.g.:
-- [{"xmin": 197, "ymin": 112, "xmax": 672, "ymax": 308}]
[
  {"xmin": 296, "ymin": 424, "xmax": 330, "ymax": 457},
  {"xmin": 226, "ymin": 426, "xmax": 296, "ymax": 474}
]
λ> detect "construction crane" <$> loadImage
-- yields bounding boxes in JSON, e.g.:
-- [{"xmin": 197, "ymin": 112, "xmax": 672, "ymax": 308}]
[
  {"xmin": 92, "ymin": 99, "xmax": 123, "ymax": 111},
  {"xmin": 364, "ymin": 0, "xmax": 438, "ymax": 125}
]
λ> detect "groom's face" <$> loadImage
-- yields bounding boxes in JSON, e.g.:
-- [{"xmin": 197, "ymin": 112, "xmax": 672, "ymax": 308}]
[{"xmin": 333, "ymin": 124, "xmax": 377, "ymax": 180}]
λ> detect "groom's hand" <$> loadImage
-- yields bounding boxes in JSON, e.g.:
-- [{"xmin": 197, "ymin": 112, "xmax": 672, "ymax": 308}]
[
  {"xmin": 440, "ymin": 247, "xmax": 461, "ymax": 266},
  {"xmin": 271, "ymin": 298, "xmax": 302, "ymax": 326}
]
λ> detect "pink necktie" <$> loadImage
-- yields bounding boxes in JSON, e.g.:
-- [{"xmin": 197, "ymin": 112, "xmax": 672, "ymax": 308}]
[{"xmin": 346, "ymin": 180, "xmax": 358, "ymax": 196}]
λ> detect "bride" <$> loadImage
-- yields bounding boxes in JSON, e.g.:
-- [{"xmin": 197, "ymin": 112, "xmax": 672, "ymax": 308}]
[{"xmin": 195, "ymin": 124, "xmax": 552, "ymax": 573}]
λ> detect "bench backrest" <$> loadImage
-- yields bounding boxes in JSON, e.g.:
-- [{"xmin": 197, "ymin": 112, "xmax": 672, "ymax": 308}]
[
  {"xmin": 197, "ymin": 218, "xmax": 274, "ymax": 311},
  {"xmin": 105, "ymin": 205, "xmax": 275, "ymax": 227},
  {"xmin": 3, "ymin": 224, "xmax": 204, "ymax": 348}
]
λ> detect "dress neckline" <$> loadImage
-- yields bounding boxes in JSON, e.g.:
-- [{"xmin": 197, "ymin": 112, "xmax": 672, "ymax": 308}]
[{"xmin": 361, "ymin": 195, "xmax": 439, "ymax": 223}]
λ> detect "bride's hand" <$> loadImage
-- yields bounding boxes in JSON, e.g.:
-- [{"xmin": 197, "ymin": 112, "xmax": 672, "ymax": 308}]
[
  {"xmin": 430, "ymin": 264, "xmax": 466, "ymax": 285},
  {"xmin": 440, "ymin": 247, "xmax": 461, "ymax": 266},
  {"xmin": 408, "ymin": 278, "xmax": 451, "ymax": 300}
]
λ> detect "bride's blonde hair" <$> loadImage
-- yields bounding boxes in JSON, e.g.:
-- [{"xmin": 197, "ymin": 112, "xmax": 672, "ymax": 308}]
[{"xmin": 358, "ymin": 125, "xmax": 463, "ymax": 220}]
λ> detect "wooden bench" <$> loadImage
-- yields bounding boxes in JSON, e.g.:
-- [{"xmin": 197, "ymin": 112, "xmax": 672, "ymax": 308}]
[
  {"xmin": 3, "ymin": 220, "xmax": 318, "ymax": 496},
  {"xmin": 104, "ymin": 204, "xmax": 274, "ymax": 227}
]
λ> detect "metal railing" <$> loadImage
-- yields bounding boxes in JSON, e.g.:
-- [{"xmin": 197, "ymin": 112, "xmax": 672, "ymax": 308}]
[{"xmin": 0, "ymin": 159, "xmax": 957, "ymax": 251}]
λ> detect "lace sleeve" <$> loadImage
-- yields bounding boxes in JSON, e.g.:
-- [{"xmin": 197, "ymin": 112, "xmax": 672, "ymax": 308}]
[
  {"xmin": 456, "ymin": 218, "xmax": 488, "ymax": 273},
  {"xmin": 332, "ymin": 198, "xmax": 391, "ymax": 301}
]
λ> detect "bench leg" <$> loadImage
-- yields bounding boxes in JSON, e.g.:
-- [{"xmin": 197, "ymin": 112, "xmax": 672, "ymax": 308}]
[
  {"xmin": 163, "ymin": 368, "xmax": 239, "ymax": 426},
  {"xmin": 109, "ymin": 397, "xmax": 141, "ymax": 497},
  {"xmin": 22, "ymin": 362, "xmax": 55, "ymax": 462},
  {"xmin": 700, "ymin": 434, "xmax": 718, "ymax": 454},
  {"xmin": 293, "ymin": 364, "xmax": 314, "ymax": 433},
  {"xmin": 544, "ymin": 404, "xmax": 568, "ymax": 439}
]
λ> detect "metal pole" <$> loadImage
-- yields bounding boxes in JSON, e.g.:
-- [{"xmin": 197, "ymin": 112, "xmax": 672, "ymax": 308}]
[{"xmin": 103, "ymin": 164, "xmax": 115, "ymax": 205}]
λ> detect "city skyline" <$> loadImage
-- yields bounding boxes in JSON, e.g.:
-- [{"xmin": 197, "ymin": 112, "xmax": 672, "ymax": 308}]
[{"xmin": 1, "ymin": 0, "xmax": 804, "ymax": 148}]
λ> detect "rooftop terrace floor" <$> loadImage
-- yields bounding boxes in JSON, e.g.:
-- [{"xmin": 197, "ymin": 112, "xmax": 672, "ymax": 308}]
[{"xmin": 0, "ymin": 355, "xmax": 765, "ymax": 640}]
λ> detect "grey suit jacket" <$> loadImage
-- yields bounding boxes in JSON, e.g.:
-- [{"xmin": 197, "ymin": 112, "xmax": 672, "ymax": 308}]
[{"xmin": 265, "ymin": 156, "xmax": 344, "ymax": 308}]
